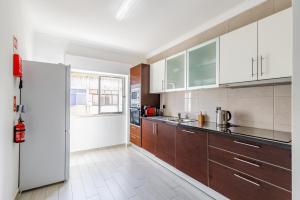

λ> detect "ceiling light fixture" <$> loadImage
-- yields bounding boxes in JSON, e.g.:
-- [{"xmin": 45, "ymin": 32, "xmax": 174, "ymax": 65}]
[{"xmin": 116, "ymin": 0, "xmax": 137, "ymax": 21}]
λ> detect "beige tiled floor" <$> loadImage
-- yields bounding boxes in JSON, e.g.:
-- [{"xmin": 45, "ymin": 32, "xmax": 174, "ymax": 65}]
[{"xmin": 19, "ymin": 146, "xmax": 213, "ymax": 200}]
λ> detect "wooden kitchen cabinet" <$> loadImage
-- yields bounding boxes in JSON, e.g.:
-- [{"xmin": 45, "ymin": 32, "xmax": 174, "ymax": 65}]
[
  {"xmin": 176, "ymin": 127, "xmax": 208, "ymax": 185},
  {"xmin": 150, "ymin": 59, "xmax": 165, "ymax": 93},
  {"xmin": 209, "ymin": 161, "xmax": 291, "ymax": 200},
  {"xmin": 258, "ymin": 8, "xmax": 292, "ymax": 80},
  {"xmin": 130, "ymin": 65, "xmax": 141, "ymax": 85},
  {"xmin": 141, "ymin": 119, "xmax": 176, "ymax": 166},
  {"xmin": 156, "ymin": 121, "xmax": 176, "ymax": 166},
  {"xmin": 141, "ymin": 119, "xmax": 156, "ymax": 155},
  {"xmin": 130, "ymin": 124, "xmax": 141, "ymax": 147},
  {"xmin": 208, "ymin": 133, "xmax": 291, "ymax": 200},
  {"xmin": 220, "ymin": 22, "xmax": 258, "ymax": 84},
  {"xmin": 209, "ymin": 146, "xmax": 291, "ymax": 191},
  {"xmin": 208, "ymin": 133, "xmax": 291, "ymax": 169}
]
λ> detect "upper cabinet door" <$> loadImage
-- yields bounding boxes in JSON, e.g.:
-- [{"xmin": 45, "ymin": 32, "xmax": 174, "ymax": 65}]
[
  {"xmin": 258, "ymin": 8, "xmax": 292, "ymax": 80},
  {"xmin": 220, "ymin": 22, "xmax": 258, "ymax": 84},
  {"xmin": 166, "ymin": 52, "xmax": 186, "ymax": 91},
  {"xmin": 150, "ymin": 59, "xmax": 165, "ymax": 93},
  {"xmin": 187, "ymin": 38, "xmax": 219, "ymax": 89},
  {"xmin": 130, "ymin": 65, "xmax": 141, "ymax": 85}
]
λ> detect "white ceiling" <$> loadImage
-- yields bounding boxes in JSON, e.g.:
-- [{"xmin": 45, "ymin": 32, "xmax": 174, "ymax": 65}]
[{"xmin": 23, "ymin": 0, "xmax": 256, "ymax": 58}]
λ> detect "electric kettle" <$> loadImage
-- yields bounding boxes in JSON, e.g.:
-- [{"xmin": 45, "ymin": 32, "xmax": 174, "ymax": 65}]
[{"xmin": 216, "ymin": 107, "xmax": 232, "ymax": 126}]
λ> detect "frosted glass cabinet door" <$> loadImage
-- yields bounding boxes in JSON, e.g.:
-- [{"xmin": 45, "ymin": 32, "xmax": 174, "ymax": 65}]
[
  {"xmin": 166, "ymin": 52, "xmax": 186, "ymax": 91},
  {"xmin": 187, "ymin": 39, "xmax": 219, "ymax": 89}
]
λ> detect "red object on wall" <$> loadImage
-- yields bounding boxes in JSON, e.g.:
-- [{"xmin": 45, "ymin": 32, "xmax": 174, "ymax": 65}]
[
  {"xmin": 14, "ymin": 120, "xmax": 26, "ymax": 143},
  {"xmin": 13, "ymin": 96, "xmax": 17, "ymax": 112},
  {"xmin": 13, "ymin": 53, "xmax": 23, "ymax": 77}
]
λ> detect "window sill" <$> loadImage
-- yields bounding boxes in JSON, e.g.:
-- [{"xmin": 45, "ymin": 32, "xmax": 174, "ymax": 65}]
[{"xmin": 71, "ymin": 113, "xmax": 124, "ymax": 118}]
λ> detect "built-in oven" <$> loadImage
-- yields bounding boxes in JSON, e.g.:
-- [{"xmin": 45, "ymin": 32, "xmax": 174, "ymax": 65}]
[
  {"xmin": 130, "ymin": 84, "xmax": 140, "ymax": 108},
  {"xmin": 130, "ymin": 107, "xmax": 141, "ymax": 126}
]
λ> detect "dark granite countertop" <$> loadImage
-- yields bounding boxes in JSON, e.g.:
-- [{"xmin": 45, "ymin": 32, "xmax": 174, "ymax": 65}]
[{"xmin": 142, "ymin": 116, "xmax": 291, "ymax": 149}]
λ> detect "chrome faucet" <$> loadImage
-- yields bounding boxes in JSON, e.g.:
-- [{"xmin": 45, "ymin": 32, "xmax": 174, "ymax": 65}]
[{"xmin": 178, "ymin": 113, "xmax": 182, "ymax": 120}]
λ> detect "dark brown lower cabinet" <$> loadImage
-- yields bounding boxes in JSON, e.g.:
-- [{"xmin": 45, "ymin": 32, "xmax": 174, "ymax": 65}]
[
  {"xmin": 156, "ymin": 122, "xmax": 176, "ymax": 166},
  {"xmin": 141, "ymin": 119, "xmax": 291, "ymax": 200},
  {"xmin": 209, "ymin": 161, "xmax": 291, "ymax": 200},
  {"xmin": 209, "ymin": 146, "xmax": 291, "ymax": 191},
  {"xmin": 141, "ymin": 119, "xmax": 176, "ymax": 166},
  {"xmin": 176, "ymin": 127, "xmax": 208, "ymax": 185},
  {"xmin": 130, "ymin": 124, "xmax": 141, "ymax": 146},
  {"xmin": 141, "ymin": 119, "xmax": 156, "ymax": 155}
]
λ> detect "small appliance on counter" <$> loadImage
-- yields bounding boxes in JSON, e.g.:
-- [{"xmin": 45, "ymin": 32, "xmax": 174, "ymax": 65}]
[
  {"xmin": 143, "ymin": 106, "xmax": 157, "ymax": 117},
  {"xmin": 216, "ymin": 107, "xmax": 232, "ymax": 127}
]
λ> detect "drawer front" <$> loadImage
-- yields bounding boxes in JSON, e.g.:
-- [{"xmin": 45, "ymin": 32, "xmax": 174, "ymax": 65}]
[
  {"xmin": 130, "ymin": 134, "xmax": 141, "ymax": 147},
  {"xmin": 209, "ymin": 146, "xmax": 291, "ymax": 191},
  {"xmin": 130, "ymin": 124, "xmax": 141, "ymax": 137},
  {"xmin": 209, "ymin": 134, "xmax": 291, "ymax": 169},
  {"xmin": 209, "ymin": 161, "xmax": 291, "ymax": 200}
]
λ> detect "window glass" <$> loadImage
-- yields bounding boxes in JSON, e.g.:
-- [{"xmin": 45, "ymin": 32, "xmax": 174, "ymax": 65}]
[
  {"xmin": 100, "ymin": 76, "xmax": 123, "ymax": 113},
  {"xmin": 71, "ymin": 72, "xmax": 124, "ymax": 116}
]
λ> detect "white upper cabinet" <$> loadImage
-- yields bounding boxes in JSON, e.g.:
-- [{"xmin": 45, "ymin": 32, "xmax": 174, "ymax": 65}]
[
  {"xmin": 187, "ymin": 38, "xmax": 219, "ymax": 89},
  {"xmin": 165, "ymin": 52, "xmax": 186, "ymax": 92},
  {"xmin": 258, "ymin": 8, "xmax": 292, "ymax": 80},
  {"xmin": 220, "ymin": 22, "xmax": 258, "ymax": 84},
  {"xmin": 150, "ymin": 59, "xmax": 165, "ymax": 93}
]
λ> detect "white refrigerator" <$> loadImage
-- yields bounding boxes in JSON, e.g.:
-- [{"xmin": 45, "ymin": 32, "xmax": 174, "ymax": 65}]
[{"xmin": 19, "ymin": 61, "xmax": 70, "ymax": 191}]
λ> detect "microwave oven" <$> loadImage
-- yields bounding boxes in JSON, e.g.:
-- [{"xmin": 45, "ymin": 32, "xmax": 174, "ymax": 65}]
[{"xmin": 130, "ymin": 84, "xmax": 140, "ymax": 108}]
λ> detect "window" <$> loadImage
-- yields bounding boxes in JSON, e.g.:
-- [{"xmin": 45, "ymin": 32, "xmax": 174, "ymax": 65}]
[{"xmin": 71, "ymin": 72, "xmax": 124, "ymax": 116}]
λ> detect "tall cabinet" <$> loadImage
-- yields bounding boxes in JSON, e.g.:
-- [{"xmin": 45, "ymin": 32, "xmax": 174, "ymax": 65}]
[{"xmin": 130, "ymin": 64, "xmax": 160, "ymax": 147}]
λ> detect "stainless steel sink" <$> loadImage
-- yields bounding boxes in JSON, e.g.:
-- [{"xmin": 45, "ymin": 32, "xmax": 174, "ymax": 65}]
[{"xmin": 167, "ymin": 118, "xmax": 197, "ymax": 123}]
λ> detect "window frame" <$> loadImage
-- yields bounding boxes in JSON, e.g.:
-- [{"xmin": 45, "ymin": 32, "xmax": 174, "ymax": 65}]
[
  {"xmin": 98, "ymin": 75, "xmax": 125, "ymax": 115},
  {"xmin": 70, "ymin": 72, "xmax": 125, "ymax": 117}
]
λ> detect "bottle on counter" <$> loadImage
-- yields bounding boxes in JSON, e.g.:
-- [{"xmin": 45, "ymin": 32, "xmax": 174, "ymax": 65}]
[{"xmin": 198, "ymin": 111, "xmax": 206, "ymax": 125}]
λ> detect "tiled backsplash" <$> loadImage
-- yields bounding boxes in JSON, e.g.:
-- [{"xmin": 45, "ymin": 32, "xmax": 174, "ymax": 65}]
[{"xmin": 161, "ymin": 85, "xmax": 291, "ymax": 132}]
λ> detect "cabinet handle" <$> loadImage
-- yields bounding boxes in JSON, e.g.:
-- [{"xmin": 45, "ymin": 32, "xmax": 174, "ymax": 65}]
[
  {"xmin": 233, "ymin": 140, "xmax": 261, "ymax": 149},
  {"xmin": 234, "ymin": 157, "xmax": 260, "ymax": 167},
  {"xmin": 234, "ymin": 174, "xmax": 260, "ymax": 187},
  {"xmin": 182, "ymin": 130, "xmax": 195, "ymax": 134},
  {"xmin": 260, "ymin": 56, "xmax": 264, "ymax": 76},
  {"xmin": 162, "ymin": 80, "xmax": 164, "ymax": 91},
  {"xmin": 152, "ymin": 124, "xmax": 155, "ymax": 135}
]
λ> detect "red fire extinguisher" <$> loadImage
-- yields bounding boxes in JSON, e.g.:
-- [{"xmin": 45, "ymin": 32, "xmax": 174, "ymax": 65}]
[
  {"xmin": 13, "ymin": 53, "xmax": 23, "ymax": 77},
  {"xmin": 14, "ymin": 117, "xmax": 25, "ymax": 143}
]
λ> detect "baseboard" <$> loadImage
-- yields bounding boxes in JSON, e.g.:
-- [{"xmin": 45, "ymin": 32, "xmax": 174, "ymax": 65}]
[
  {"xmin": 14, "ymin": 189, "xmax": 21, "ymax": 200},
  {"xmin": 131, "ymin": 144, "xmax": 229, "ymax": 200}
]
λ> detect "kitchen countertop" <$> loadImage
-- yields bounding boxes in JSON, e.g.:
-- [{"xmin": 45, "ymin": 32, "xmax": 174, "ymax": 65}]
[{"xmin": 143, "ymin": 116, "xmax": 291, "ymax": 149}]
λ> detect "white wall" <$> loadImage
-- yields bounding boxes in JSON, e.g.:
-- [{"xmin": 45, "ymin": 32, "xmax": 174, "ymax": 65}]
[
  {"xmin": 293, "ymin": 0, "xmax": 300, "ymax": 199},
  {"xmin": 65, "ymin": 55, "xmax": 130, "ymax": 152},
  {"xmin": 0, "ymin": 0, "xmax": 31, "ymax": 199}
]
